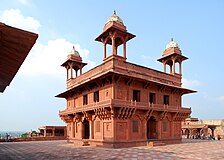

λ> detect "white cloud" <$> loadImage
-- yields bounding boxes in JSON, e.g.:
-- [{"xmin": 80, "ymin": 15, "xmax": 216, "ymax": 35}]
[
  {"xmin": 182, "ymin": 78, "xmax": 200, "ymax": 88},
  {"xmin": 0, "ymin": 9, "xmax": 40, "ymax": 33},
  {"xmin": 0, "ymin": 8, "xmax": 95, "ymax": 77},
  {"xmin": 20, "ymin": 39, "xmax": 96, "ymax": 77}
]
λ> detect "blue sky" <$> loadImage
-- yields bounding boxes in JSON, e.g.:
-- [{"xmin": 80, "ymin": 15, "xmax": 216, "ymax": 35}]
[{"xmin": 1, "ymin": 0, "xmax": 224, "ymax": 131}]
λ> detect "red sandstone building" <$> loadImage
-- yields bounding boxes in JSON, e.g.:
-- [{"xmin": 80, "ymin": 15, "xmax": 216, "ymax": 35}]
[{"xmin": 56, "ymin": 11, "xmax": 196, "ymax": 147}]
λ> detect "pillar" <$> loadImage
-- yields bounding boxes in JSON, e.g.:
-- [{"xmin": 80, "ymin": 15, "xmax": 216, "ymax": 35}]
[
  {"xmin": 71, "ymin": 122, "xmax": 74, "ymax": 138},
  {"xmin": 164, "ymin": 63, "xmax": 166, "ymax": 73},
  {"xmin": 172, "ymin": 59, "xmax": 175, "ymax": 74},
  {"xmin": 179, "ymin": 62, "xmax": 182, "ymax": 75},
  {"xmin": 112, "ymin": 118, "xmax": 116, "ymax": 142},
  {"xmin": 81, "ymin": 122, "xmax": 84, "ymax": 139},
  {"xmin": 211, "ymin": 128, "xmax": 215, "ymax": 137},
  {"xmin": 89, "ymin": 120, "xmax": 93, "ymax": 139},
  {"xmin": 171, "ymin": 121, "xmax": 174, "ymax": 138},
  {"xmin": 104, "ymin": 43, "xmax": 106, "ymax": 58},
  {"xmin": 170, "ymin": 65, "xmax": 172, "ymax": 74},
  {"xmin": 123, "ymin": 42, "xmax": 126, "ymax": 58},
  {"xmin": 142, "ymin": 119, "xmax": 147, "ymax": 139},
  {"xmin": 112, "ymin": 34, "xmax": 116, "ymax": 55},
  {"xmin": 186, "ymin": 129, "xmax": 189, "ymax": 139},
  {"xmin": 70, "ymin": 64, "xmax": 73, "ymax": 78},
  {"xmin": 66, "ymin": 68, "xmax": 69, "ymax": 79},
  {"xmin": 44, "ymin": 129, "xmax": 46, "ymax": 137},
  {"xmin": 80, "ymin": 68, "xmax": 82, "ymax": 75},
  {"xmin": 52, "ymin": 128, "xmax": 55, "ymax": 137},
  {"xmin": 157, "ymin": 120, "xmax": 162, "ymax": 139}
]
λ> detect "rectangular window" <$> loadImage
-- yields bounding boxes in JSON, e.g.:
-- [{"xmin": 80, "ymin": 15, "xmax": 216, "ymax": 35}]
[
  {"xmin": 133, "ymin": 90, "xmax": 140, "ymax": 102},
  {"xmin": 164, "ymin": 95, "xmax": 169, "ymax": 105},
  {"xmin": 163, "ymin": 121, "xmax": 167, "ymax": 132},
  {"xmin": 83, "ymin": 94, "xmax": 88, "ymax": 105},
  {"xmin": 132, "ymin": 120, "xmax": 139, "ymax": 133},
  {"xmin": 149, "ymin": 93, "xmax": 156, "ymax": 104},
  {"xmin": 94, "ymin": 91, "xmax": 99, "ymax": 102}
]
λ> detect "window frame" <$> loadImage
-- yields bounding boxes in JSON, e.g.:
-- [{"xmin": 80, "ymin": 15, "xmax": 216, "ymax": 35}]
[
  {"xmin": 149, "ymin": 92, "xmax": 156, "ymax": 104},
  {"xmin": 83, "ymin": 94, "xmax": 88, "ymax": 105},
  {"xmin": 94, "ymin": 91, "xmax": 99, "ymax": 102},
  {"xmin": 163, "ymin": 95, "xmax": 169, "ymax": 105},
  {"xmin": 133, "ymin": 90, "xmax": 140, "ymax": 102}
]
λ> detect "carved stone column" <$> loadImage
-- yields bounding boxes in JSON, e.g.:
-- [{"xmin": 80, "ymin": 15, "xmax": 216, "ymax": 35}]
[{"xmin": 71, "ymin": 122, "xmax": 74, "ymax": 138}]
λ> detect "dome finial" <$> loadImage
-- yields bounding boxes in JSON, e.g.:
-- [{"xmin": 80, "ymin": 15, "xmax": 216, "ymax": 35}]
[
  {"xmin": 166, "ymin": 38, "xmax": 179, "ymax": 49},
  {"xmin": 104, "ymin": 10, "xmax": 124, "ymax": 26},
  {"xmin": 70, "ymin": 45, "xmax": 80, "ymax": 57}
]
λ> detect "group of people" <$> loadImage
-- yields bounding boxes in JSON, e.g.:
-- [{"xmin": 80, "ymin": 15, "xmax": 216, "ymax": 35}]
[{"xmin": 190, "ymin": 133, "xmax": 221, "ymax": 140}]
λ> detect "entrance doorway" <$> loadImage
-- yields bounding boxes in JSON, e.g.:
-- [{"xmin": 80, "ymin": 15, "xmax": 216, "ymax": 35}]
[
  {"xmin": 147, "ymin": 116, "xmax": 157, "ymax": 139},
  {"xmin": 82, "ymin": 119, "xmax": 90, "ymax": 139}
]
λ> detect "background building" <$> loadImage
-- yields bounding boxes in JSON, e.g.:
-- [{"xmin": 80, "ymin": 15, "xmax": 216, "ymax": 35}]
[
  {"xmin": 182, "ymin": 118, "xmax": 224, "ymax": 139},
  {"xmin": 56, "ymin": 11, "xmax": 195, "ymax": 148}
]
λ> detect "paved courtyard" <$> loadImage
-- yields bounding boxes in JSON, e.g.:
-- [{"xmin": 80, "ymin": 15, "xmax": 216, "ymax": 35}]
[{"xmin": 0, "ymin": 139, "xmax": 223, "ymax": 160}]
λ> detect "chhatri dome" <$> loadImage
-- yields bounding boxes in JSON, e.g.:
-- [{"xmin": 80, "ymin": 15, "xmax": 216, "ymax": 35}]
[
  {"xmin": 69, "ymin": 46, "xmax": 80, "ymax": 57},
  {"xmin": 105, "ymin": 10, "xmax": 124, "ymax": 26},
  {"xmin": 165, "ymin": 38, "xmax": 180, "ymax": 49}
]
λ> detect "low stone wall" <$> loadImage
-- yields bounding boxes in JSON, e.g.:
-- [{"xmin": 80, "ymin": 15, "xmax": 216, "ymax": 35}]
[{"xmin": 0, "ymin": 136, "xmax": 66, "ymax": 143}]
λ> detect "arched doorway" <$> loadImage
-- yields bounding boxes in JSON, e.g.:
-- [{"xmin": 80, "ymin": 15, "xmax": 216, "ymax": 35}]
[
  {"xmin": 147, "ymin": 116, "xmax": 157, "ymax": 139},
  {"xmin": 82, "ymin": 119, "xmax": 90, "ymax": 139}
]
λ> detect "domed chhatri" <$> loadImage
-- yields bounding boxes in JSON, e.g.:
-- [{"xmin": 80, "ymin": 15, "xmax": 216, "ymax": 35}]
[
  {"xmin": 165, "ymin": 38, "xmax": 179, "ymax": 49},
  {"xmin": 69, "ymin": 46, "xmax": 80, "ymax": 57},
  {"xmin": 105, "ymin": 10, "xmax": 124, "ymax": 26}
]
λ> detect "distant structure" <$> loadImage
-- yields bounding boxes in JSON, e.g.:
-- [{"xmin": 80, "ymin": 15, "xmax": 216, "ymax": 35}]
[
  {"xmin": 56, "ymin": 11, "xmax": 196, "ymax": 148},
  {"xmin": 182, "ymin": 118, "xmax": 223, "ymax": 139},
  {"xmin": 0, "ymin": 22, "xmax": 38, "ymax": 92},
  {"xmin": 38, "ymin": 126, "xmax": 66, "ymax": 138}
]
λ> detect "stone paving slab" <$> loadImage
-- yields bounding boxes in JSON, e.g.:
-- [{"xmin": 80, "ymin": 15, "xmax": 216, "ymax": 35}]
[{"xmin": 0, "ymin": 139, "xmax": 223, "ymax": 160}]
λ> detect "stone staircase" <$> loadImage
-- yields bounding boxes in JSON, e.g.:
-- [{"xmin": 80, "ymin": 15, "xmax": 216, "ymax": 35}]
[
  {"xmin": 82, "ymin": 140, "xmax": 90, "ymax": 146},
  {"xmin": 147, "ymin": 141, "xmax": 166, "ymax": 147}
]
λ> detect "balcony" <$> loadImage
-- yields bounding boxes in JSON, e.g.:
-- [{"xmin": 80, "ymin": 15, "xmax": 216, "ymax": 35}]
[
  {"xmin": 115, "ymin": 61, "xmax": 182, "ymax": 87},
  {"xmin": 66, "ymin": 61, "xmax": 113, "ymax": 90},
  {"xmin": 66, "ymin": 57, "xmax": 182, "ymax": 91},
  {"xmin": 59, "ymin": 99, "xmax": 191, "ymax": 115}
]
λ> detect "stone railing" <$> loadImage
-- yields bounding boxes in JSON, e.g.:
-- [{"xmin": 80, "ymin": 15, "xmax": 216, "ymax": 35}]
[
  {"xmin": 59, "ymin": 99, "xmax": 112, "ymax": 115},
  {"xmin": 111, "ymin": 99, "xmax": 180, "ymax": 110},
  {"xmin": 59, "ymin": 98, "xmax": 191, "ymax": 115},
  {"xmin": 66, "ymin": 57, "xmax": 182, "ymax": 91},
  {"xmin": 114, "ymin": 61, "xmax": 181, "ymax": 87},
  {"xmin": 66, "ymin": 61, "xmax": 113, "ymax": 90}
]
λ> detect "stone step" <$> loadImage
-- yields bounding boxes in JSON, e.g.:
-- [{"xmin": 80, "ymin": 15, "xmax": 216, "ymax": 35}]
[
  {"xmin": 82, "ymin": 141, "xmax": 90, "ymax": 146},
  {"xmin": 147, "ymin": 141, "xmax": 166, "ymax": 147}
]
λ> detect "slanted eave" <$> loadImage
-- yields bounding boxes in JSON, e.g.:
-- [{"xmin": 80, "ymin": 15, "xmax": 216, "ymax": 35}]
[{"xmin": 0, "ymin": 22, "xmax": 38, "ymax": 92}]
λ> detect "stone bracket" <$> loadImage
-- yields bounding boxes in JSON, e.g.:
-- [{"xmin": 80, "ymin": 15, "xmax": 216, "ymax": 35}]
[
  {"xmin": 160, "ymin": 110, "xmax": 168, "ymax": 120},
  {"xmin": 117, "ymin": 107, "xmax": 135, "ymax": 119},
  {"xmin": 94, "ymin": 107, "xmax": 111, "ymax": 120},
  {"xmin": 145, "ymin": 109, "xmax": 153, "ymax": 121},
  {"xmin": 82, "ymin": 111, "xmax": 92, "ymax": 121}
]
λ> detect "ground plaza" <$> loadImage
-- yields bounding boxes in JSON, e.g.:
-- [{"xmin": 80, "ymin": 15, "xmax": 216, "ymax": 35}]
[{"xmin": 0, "ymin": 139, "xmax": 223, "ymax": 160}]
